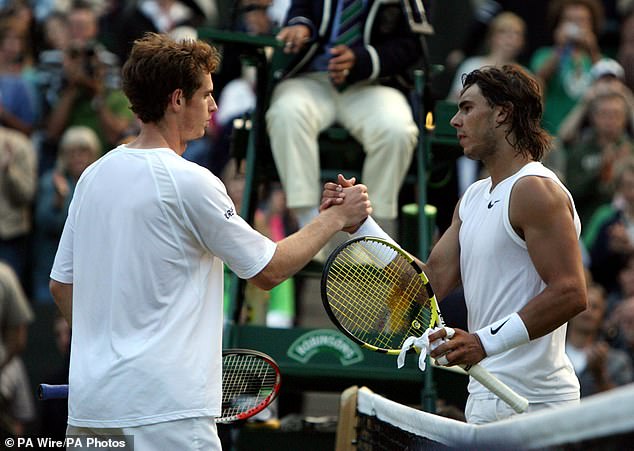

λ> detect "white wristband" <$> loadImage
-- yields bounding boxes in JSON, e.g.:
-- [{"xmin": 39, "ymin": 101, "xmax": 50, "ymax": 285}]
[
  {"xmin": 475, "ymin": 313, "xmax": 530, "ymax": 357},
  {"xmin": 349, "ymin": 216, "xmax": 396, "ymax": 244}
]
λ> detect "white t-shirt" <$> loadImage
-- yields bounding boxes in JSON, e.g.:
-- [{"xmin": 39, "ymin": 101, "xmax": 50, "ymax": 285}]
[
  {"xmin": 50, "ymin": 146, "xmax": 277, "ymax": 427},
  {"xmin": 458, "ymin": 162, "xmax": 580, "ymax": 402}
]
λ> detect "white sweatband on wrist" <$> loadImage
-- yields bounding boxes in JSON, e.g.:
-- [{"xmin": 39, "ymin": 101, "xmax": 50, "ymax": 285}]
[
  {"xmin": 475, "ymin": 313, "xmax": 530, "ymax": 357},
  {"xmin": 349, "ymin": 216, "xmax": 396, "ymax": 244}
]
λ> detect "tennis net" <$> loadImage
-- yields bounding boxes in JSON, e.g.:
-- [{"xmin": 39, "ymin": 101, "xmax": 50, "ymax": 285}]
[{"xmin": 336, "ymin": 384, "xmax": 634, "ymax": 450}]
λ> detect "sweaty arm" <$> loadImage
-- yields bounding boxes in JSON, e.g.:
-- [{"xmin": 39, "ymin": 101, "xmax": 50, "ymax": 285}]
[
  {"xmin": 50, "ymin": 280, "xmax": 73, "ymax": 325},
  {"xmin": 511, "ymin": 176, "xmax": 587, "ymax": 339}
]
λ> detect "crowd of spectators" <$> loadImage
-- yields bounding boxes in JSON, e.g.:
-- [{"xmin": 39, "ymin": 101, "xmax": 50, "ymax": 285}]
[{"xmin": 2, "ymin": 0, "xmax": 634, "ymax": 439}]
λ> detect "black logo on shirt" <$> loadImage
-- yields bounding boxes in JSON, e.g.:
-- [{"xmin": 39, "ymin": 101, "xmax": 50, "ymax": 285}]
[
  {"xmin": 224, "ymin": 207, "xmax": 235, "ymax": 219},
  {"xmin": 487, "ymin": 200, "xmax": 501, "ymax": 209},
  {"xmin": 490, "ymin": 319, "xmax": 510, "ymax": 335}
]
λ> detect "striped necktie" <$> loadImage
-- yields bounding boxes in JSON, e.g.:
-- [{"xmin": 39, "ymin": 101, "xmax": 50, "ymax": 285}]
[{"xmin": 335, "ymin": 0, "xmax": 364, "ymax": 47}]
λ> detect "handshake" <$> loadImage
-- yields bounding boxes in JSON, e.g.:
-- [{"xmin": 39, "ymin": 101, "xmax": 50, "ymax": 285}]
[{"xmin": 320, "ymin": 173, "xmax": 371, "ymax": 233}]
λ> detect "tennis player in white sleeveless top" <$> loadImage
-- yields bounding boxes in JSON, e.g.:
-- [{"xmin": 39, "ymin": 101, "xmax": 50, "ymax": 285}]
[{"xmin": 321, "ymin": 64, "xmax": 587, "ymax": 424}]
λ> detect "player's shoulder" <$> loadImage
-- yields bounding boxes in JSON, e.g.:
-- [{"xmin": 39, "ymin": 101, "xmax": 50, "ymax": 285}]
[
  {"xmin": 511, "ymin": 174, "xmax": 574, "ymax": 230},
  {"xmin": 171, "ymin": 157, "xmax": 225, "ymax": 194}
]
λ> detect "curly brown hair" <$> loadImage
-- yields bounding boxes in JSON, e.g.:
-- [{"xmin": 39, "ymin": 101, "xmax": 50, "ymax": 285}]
[
  {"xmin": 122, "ymin": 32, "xmax": 220, "ymax": 123},
  {"xmin": 461, "ymin": 64, "xmax": 552, "ymax": 161}
]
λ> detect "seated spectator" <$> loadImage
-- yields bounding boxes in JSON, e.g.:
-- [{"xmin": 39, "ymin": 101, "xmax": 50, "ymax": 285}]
[
  {"xmin": 266, "ymin": 0, "xmax": 422, "ymax": 243},
  {"xmin": 448, "ymin": 12, "xmax": 526, "ymax": 101},
  {"xmin": 114, "ymin": 0, "xmax": 211, "ymax": 62},
  {"xmin": 0, "ymin": 260, "xmax": 34, "ymax": 438},
  {"xmin": 530, "ymin": 0, "xmax": 605, "ymax": 135},
  {"xmin": 557, "ymin": 58, "xmax": 634, "ymax": 149},
  {"xmin": 31, "ymin": 126, "xmax": 100, "ymax": 304},
  {"xmin": 210, "ymin": 0, "xmax": 287, "ymax": 176},
  {"xmin": 566, "ymin": 281, "xmax": 634, "ymax": 397},
  {"xmin": 606, "ymin": 295, "xmax": 634, "ymax": 365},
  {"xmin": 0, "ymin": 125, "xmax": 37, "ymax": 285},
  {"xmin": 587, "ymin": 158, "xmax": 634, "ymax": 293},
  {"xmin": 604, "ymin": 254, "xmax": 634, "ymax": 317},
  {"xmin": 563, "ymin": 88, "xmax": 634, "ymax": 225}
]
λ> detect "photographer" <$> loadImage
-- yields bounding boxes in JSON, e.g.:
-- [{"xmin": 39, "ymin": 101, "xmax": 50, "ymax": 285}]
[
  {"xmin": 530, "ymin": 0, "xmax": 605, "ymax": 134},
  {"xmin": 35, "ymin": 4, "xmax": 136, "ymax": 173}
]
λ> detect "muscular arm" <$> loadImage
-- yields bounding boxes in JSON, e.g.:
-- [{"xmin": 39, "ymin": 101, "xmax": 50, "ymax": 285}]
[
  {"xmin": 420, "ymin": 202, "xmax": 463, "ymax": 302},
  {"xmin": 511, "ymin": 176, "xmax": 587, "ymax": 338},
  {"xmin": 50, "ymin": 280, "xmax": 73, "ymax": 325}
]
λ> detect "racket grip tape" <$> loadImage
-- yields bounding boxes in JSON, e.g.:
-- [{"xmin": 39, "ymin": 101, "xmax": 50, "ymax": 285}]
[
  {"xmin": 465, "ymin": 364, "xmax": 529, "ymax": 413},
  {"xmin": 38, "ymin": 384, "xmax": 69, "ymax": 400}
]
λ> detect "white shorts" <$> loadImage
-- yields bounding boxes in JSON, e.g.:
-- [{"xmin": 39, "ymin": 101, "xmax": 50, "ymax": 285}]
[
  {"xmin": 66, "ymin": 417, "xmax": 222, "ymax": 451},
  {"xmin": 465, "ymin": 395, "xmax": 580, "ymax": 425}
]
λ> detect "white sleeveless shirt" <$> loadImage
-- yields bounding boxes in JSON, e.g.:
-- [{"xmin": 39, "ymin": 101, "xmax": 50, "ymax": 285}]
[{"xmin": 458, "ymin": 162, "xmax": 580, "ymax": 401}]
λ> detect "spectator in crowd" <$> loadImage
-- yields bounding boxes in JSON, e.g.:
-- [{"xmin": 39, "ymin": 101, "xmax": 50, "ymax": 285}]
[
  {"xmin": 587, "ymin": 159, "xmax": 634, "ymax": 294},
  {"xmin": 448, "ymin": 12, "xmax": 526, "ymax": 101},
  {"xmin": 530, "ymin": 0, "xmax": 605, "ymax": 134},
  {"xmin": 557, "ymin": 58, "xmax": 634, "ymax": 149},
  {"xmin": 607, "ymin": 294, "xmax": 634, "ymax": 364},
  {"xmin": 114, "ymin": 0, "xmax": 213, "ymax": 62},
  {"xmin": 211, "ymin": 0, "xmax": 286, "ymax": 176},
  {"xmin": 36, "ymin": 11, "xmax": 70, "ymax": 54},
  {"xmin": 444, "ymin": 1, "xmax": 552, "ymax": 71},
  {"xmin": 266, "ymin": 0, "xmax": 422, "ymax": 243},
  {"xmin": 0, "ymin": 260, "xmax": 35, "ymax": 438},
  {"xmin": 0, "ymin": 18, "xmax": 36, "ymax": 136},
  {"xmin": 563, "ymin": 86, "xmax": 634, "ymax": 225},
  {"xmin": 0, "ymin": 124, "xmax": 37, "ymax": 285},
  {"xmin": 31, "ymin": 126, "xmax": 100, "ymax": 304},
  {"xmin": 36, "ymin": 1, "xmax": 136, "ymax": 175},
  {"xmin": 604, "ymin": 253, "xmax": 634, "ymax": 315},
  {"xmin": 566, "ymin": 281, "xmax": 634, "ymax": 397}
]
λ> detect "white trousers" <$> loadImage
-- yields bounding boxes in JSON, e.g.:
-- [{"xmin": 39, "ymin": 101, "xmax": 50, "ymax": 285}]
[
  {"xmin": 465, "ymin": 394, "xmax": 580, "ymax": 425},
  {"xmin": 66, "ymin": 417, "xmax": 222, "ymax": 451},
  {"xmin": 266, "ymin": 72, "xmax": 418, "ymax": 219}
]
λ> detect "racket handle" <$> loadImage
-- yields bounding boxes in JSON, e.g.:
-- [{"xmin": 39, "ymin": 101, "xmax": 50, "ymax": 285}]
[
  {"xmin": 464, "ymin": 364, "xmax": 529, "ymax": 413},
  {"xmin": 38, "ymin": 384, "xmax": 69, "ymax": 400}
]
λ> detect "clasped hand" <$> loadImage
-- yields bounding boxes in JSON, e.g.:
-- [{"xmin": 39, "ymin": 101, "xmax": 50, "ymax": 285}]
[{"xmin": 320, "ymin": 174, "xmax": 371, "ymax": 232}]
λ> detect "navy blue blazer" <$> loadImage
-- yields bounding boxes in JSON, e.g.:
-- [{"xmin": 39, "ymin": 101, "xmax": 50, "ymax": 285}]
[{"xmin": 280, "ymin": 0, "xmax": 424, "ymax": 92}]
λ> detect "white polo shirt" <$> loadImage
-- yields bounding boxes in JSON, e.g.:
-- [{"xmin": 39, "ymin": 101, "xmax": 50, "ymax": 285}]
[{"xmin": 51, "ymin": 146, "xmax": 277, "ymax": 427}]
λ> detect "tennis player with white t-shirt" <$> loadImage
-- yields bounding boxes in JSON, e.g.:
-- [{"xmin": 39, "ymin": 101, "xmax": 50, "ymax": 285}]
[{"xmin": 49, "ymin": 33, "xmax": 372, "ymax": 450}]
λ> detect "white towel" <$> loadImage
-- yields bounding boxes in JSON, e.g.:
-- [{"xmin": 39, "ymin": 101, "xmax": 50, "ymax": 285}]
[{"xmin": 397, "ymin": 326, "xmax": 455, "ymax": 371}]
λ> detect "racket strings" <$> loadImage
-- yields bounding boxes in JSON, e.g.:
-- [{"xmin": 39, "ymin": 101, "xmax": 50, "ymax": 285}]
[
  {"xmin": 326, "ymin": 241, "xmax": 433, "ymax": 350},
  {"xmin": 221, "ymin": 354, "xmax": 278, "ymax": 420}
]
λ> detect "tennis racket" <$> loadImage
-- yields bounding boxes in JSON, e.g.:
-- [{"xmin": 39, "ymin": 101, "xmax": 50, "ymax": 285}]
[
  {"xmin": 39, "ymin": 348, "xmax": 282, "ymax": 423},
  {"xmin": 321, "ymin": 236, "xmax": 529, "ymax": 414}
]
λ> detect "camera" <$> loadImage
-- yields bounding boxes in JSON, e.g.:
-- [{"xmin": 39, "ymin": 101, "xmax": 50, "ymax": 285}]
[
  {"xmin": 68, "ymin": 44, "xmax": 98, "ymax": 76},
  {"xmin": 562, "ymin": 22, "xmax": 582, "ymax": 42}
]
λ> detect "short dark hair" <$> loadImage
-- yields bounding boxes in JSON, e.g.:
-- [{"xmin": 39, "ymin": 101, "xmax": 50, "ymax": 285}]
[
  {"xmin": 122, "ymin": 32, "xmax": 220, "ymax": 123},
  {"xmin": 461, "ymin": 64, "xmax": 552, "ymax": 161}
]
